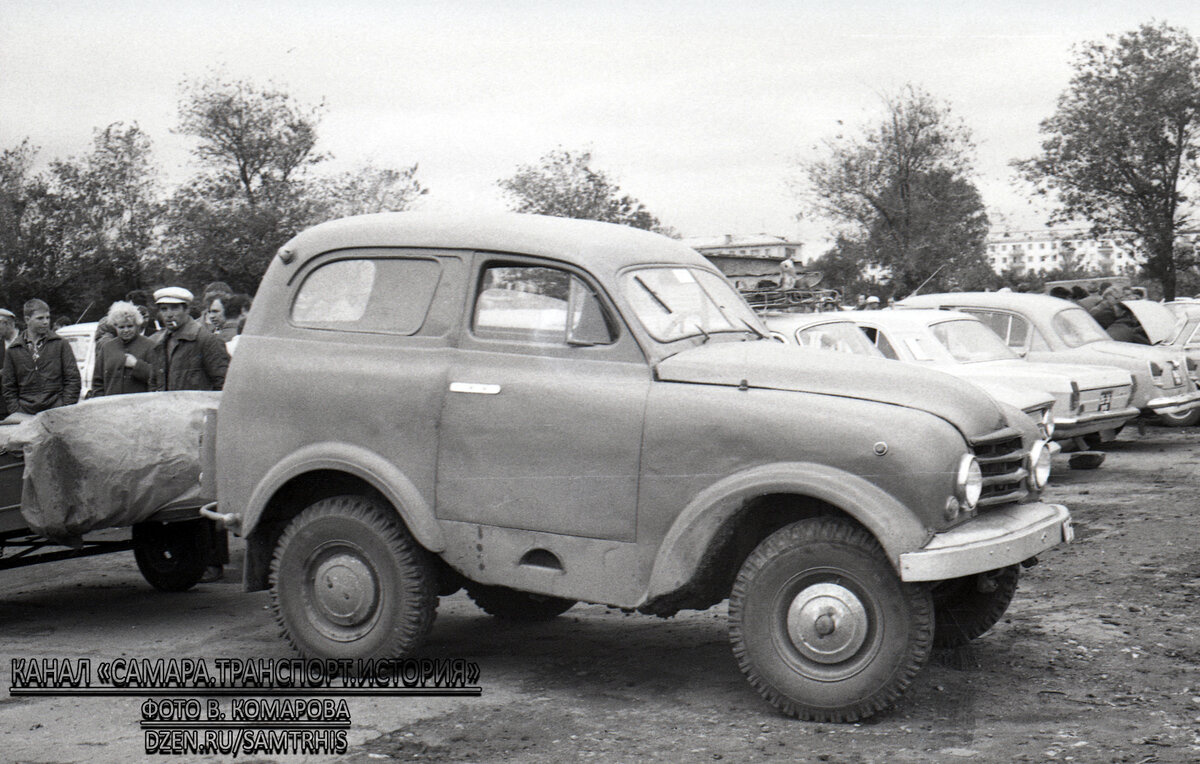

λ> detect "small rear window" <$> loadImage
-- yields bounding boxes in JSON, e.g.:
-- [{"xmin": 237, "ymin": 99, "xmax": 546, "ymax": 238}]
[{"xmin": 292, "ymin": 257, "xmax": 441, "ymax": 335}]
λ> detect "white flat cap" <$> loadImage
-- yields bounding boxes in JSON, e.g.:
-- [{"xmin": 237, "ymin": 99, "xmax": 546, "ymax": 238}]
[
  {"xmin": 0, "ymin": 308, "xmax": 15, "ymax": 319},
  {"xmin": 154, "ymin": 287, "xmax": 194, "ymax": 305}
]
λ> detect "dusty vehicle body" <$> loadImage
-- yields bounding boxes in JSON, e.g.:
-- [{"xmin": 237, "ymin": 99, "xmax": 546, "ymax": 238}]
[
  {"xmin": 769, "ymin": 310, "xmax": 1137, "ymax": 444},
  {"xmin": 211, "ymin": 212, "xmax": 1071, "ymax": 722},
  {"xmin": 899, "ymin": 293, "xmax": 1200, "ymax": 428}
]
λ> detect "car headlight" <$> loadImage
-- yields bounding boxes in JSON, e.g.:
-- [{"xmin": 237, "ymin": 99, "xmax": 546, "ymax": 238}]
[
  {"xmin": 1028, "ymin": 440, "xmax": 1052, "ymax": 489},
  {"xmin": 956, "ymin": 454, "xmax": 983, "ymax": 510}
]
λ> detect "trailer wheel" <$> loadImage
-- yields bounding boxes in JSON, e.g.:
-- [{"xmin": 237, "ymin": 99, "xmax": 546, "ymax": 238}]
[
  {"xmin": 133, "ymin": 519, "xmax": 208, "ymax": 592},
  {"xmin": 270, "ymin": 495, "xmax": 437, "ymax": 660},
  {"xmin": 728, "ymin": 517, "xmax": 933, "ymax": 722}
]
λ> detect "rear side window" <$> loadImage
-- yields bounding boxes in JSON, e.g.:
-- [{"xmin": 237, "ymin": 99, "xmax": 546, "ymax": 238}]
[
  {"xmin": 292, "ymin": 257, "xmax": 441, "ymax": 335},
  {"xmin": 472, "ymin": 264, "xmax": 616, "ymax": 345}
]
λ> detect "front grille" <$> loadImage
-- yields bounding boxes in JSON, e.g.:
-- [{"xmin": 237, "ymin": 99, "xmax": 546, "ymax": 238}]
[{"xmin": 972, "ymin": 433, "xmax": 1028, "ymax": 507}]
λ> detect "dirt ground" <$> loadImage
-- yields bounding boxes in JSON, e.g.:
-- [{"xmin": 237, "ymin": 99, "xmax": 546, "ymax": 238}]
[{"xmin": 2, "ymin": 423, "xmax": 1199, "ymax": 763}]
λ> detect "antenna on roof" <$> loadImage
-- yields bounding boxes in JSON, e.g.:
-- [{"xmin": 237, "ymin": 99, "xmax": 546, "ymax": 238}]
[{"xmin": 908, "ymin": 264, "xmax": 947, "ymax": 299}]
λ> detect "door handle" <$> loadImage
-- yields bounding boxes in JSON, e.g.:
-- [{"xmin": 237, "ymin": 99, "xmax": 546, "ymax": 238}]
[{"xmin": 449, "ymin": 382, "xmax": 501, "ymax": 395}]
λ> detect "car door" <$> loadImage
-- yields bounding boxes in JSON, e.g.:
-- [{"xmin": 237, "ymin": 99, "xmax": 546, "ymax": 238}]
[{"xmin": 436, "ymin": 255, "xmax": 650, "ymax": 541}]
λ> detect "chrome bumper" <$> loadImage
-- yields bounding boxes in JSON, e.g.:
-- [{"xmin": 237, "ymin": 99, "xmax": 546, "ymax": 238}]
[
  {"xmin": 898, "ymin": 502, "xmax": 1072, "ymax": 582},
  {"xmin": 1052, "ymin": 405, "xmax": 1139, "ymax": 439},
  {"xmin": 1146, "ymin": 389, "xmax": 1200, "ymax": 416}
]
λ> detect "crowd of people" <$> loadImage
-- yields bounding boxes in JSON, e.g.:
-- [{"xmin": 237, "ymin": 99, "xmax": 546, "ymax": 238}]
[
  {"xmin": 0, "ymin": 282, "xmax": 250, "ymax": 582},
  {"xmin": 1048, "ymin": 282, "xmax": 1149, "ymax": 343}
]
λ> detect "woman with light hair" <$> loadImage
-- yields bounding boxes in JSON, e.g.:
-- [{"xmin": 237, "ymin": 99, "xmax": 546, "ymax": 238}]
[{"xmin": 90, "ymin": 301, "xmax": 155, "ymax": 396}]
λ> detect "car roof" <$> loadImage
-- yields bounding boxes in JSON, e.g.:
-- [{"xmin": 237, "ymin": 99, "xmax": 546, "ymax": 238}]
[
  {"xmin": 832, "ymin": 308, "xmax": 978, "ymax": 330},
  {"xmin": 900, "ymin": 291, "xmax": 1078, "ymax": 313},
  {"xmin": 278, "ymin": 212, "xmax": 715, "ymax": 279}
]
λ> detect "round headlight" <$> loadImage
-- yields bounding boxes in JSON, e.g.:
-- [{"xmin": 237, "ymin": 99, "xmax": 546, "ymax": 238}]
[
  {"xmin": 1028, "ymin": 440, "xmax": 1052, "ymax": 489},
  {"xmin": 1041, "ymin": 408, "xmax": 1055, "ymax": 440},
  {"xmin": 956, "ymin": 454, "xmax": 983, "ymax": 510}
]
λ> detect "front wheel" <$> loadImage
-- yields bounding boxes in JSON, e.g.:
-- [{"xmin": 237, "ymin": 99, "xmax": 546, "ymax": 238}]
[
  {"xmin": 931, "ymin": 565, "xmax": 1020, "ymax": 648},
  {"xmin": 728, "ymin": 518, "xmax": 933, "ymax": 723},
  {"xmin": 133, "ymin": 519, "xmax": 208, "ymax": 592},
  {"xmin": 270, "ymin": 495, "xmax": 437, "ymax": 660}
]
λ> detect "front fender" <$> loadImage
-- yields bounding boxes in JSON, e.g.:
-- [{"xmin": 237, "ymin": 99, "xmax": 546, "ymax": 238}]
[
  {"xmin": 238, "ymin": 441, "xmax": 446, "ymax": 553},
  {"xmin": 645, "ymin": 461, "xmax": 932, "ymax": 600}
]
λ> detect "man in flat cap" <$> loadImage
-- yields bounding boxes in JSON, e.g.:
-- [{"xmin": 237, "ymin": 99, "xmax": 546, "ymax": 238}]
[
  {"xmin": 149, "ymin": 286, "xmax": 231, "ymax": 582},
  {"xmin": 2, "ymin": 299, "xmax": 80, "ymax": 417},
  {"xmin": 149, "ymin": 287, "xmax": 230, "ymax": 392}
]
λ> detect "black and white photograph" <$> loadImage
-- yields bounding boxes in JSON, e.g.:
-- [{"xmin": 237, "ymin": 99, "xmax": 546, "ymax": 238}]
[{"xmin": 3, "ymin": 1, "xmax": 1200, "ymax": 761}]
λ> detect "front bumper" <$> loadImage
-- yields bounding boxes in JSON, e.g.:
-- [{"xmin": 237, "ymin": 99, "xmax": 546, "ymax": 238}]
[
  {"xmin": 1145, "ymin": 389, "xmax": 1200, "ymax": 416},
  {"xmin": 1052, "ymin": 405, "xmax": 1140, "ymax": 439},
  {"xmin": 898, "ymin": 502, "xmax": 1072, "ymax": 582}
]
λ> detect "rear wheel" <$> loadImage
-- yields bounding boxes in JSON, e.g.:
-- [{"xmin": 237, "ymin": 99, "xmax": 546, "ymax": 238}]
[
  {"xmin": 728, "ymin": 518, "xmax": 933, "ymax": 722},
  {"xmin": 465, "ymin": 583, "xmax": 576, "ymax": 621},
  {"xmin": 133, "ymin": 519, "xmax": 208, "ymax": 592},
  {"xmin": 270, "ymin": 495, "xmax": 437, "ymax": 660},
  {"xmin": 931, "ymin": 565, "xmax": 1020, "ymax": 648},
  {"xmin": 1158, "ymin": 407, "xmax": 1200, "ymax": 427}
]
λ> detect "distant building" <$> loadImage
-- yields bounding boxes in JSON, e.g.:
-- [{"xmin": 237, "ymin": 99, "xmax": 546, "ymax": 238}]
[
  {"xmin": 684, "ymin": 234, "xmax": 804, "ymax": 280},
  {"xmin": 983, "ymin": 228, "xmax": 1198, "ymax": 276}
]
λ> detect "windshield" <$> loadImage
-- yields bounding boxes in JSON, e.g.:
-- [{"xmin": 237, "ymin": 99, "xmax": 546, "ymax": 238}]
[
  {"xmin": 622, "ymin": 267, "xmax": 764, "ymax": 342},
  {"xmin": 1052, "ymin": 307, "xmax": 1111, "ymax": 348},
  {"xmin": 930, "ymin": 319, "xmax": 1018, "ymax": 363},
  {"xmin": 795, "ymin": 322, "xmax": 882, "ymax": 357}
]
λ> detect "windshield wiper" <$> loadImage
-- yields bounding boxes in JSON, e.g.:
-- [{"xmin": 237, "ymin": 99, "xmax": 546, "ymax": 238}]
[
  {"xmin": 738, "ymin": 317, "xmax": 769, "ymax": 340},
  {"xmin": 634, "ymin": 276, "xmax": 673, "ymax": 315}
]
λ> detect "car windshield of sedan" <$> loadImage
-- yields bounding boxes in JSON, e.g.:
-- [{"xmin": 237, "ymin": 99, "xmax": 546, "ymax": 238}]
[
  {"xmin": 622, "ymin": 267, "xmax": 765, "ymax": 342},
  {"xmin": 795, "ymin": 321, "xmax": 883, "ymax": 356},
  {"xmin": 929, "ymin": 319, "xmax": 1018, "ymax": 363},
  {"xmin": 1052, "ymin": 307, "xmax": 1112, "ymax": 348}
]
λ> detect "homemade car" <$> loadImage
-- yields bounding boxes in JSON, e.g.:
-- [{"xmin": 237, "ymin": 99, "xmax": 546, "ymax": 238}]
[
  {"xmin": 899, "ymin": 292, "xmax": 1200, "ymax": 428},
  {"xmin": 768, "ymin": 310, "xmax": 1137, "ymax": 445},
  {"xmin": 205, "ymin": 212, "xmax": 1072, "ymax": 723}
]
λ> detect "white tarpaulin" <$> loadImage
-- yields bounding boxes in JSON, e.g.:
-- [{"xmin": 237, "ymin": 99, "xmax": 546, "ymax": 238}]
[{"xmin": 0, "ymin": 392, "xmax": 218, "ymax": 539}]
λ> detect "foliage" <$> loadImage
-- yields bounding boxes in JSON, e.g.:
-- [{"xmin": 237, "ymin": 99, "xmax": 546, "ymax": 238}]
[
  {"xmin": 799, "ymin": 85, "xmax": 992, "ymax": 296},
  {"xmin": 497, "ymin": 148, "xmax": 669, "ymax": 233},
  {"xmin": 1015, "ymin": 22, "xmax": 1200, "ymax": 300},
  {"xmin": 320, "ymin": 163, "xmax": 429, "ymax": 218}
]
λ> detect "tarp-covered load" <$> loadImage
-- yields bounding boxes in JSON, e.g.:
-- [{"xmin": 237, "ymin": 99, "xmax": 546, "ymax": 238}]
[{"xmin": 0, "ymin": 392, "xmax": 219, "ymax": 540}]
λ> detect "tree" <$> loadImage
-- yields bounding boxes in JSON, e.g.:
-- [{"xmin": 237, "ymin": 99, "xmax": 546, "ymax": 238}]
[
  {"xmin": 1016, "ymin": 22, "xmax": 1200, "ymax": 300},
  {"xmin": 799, "ymin": 85, "xmax": 992, "ymax": 296},
  {"xmin": 319, "ymin": 163, "xmax": 428, "ymax": 218},
  {"xmin": 498, "ymin": 148, "xmax": 669, "ymax": 233}
]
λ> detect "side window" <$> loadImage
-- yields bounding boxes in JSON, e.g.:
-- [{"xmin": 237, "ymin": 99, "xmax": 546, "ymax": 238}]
[
  {"xmin": 1007, "ymin": 315, "xmax": 1031, "ymax": 349},
  {"xmin": 964, "ymin": 309, "xmax": 1010, "ymax": 343},
  {"xmin": 473, "ymin": 264, "xmax": 615, "ymax": 345},
  {"xmin": 860, "ymin": 326, "xmax": 899, "ymax": 360},
  {"xmin": 291, "ymin": 257, "xmax": 441, "ymax": 335}
]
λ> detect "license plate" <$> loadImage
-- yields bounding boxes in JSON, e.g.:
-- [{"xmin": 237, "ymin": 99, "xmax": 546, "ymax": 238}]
[{"xmin": 1098, "ymin": 390, "xmax": 1112, "ymax": 412}]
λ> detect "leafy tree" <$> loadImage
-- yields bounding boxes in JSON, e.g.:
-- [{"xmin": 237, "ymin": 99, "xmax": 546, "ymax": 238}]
[
  {"xmin": 320, "ymin": 163, "xmax": 428, "ymax": 218},
  {"xmin": 799, "ymin": 85, "xmax": 992, "ymax": 296},
  {"xmin": 498, "ymin": 148, "xmax": 670, "ymax": 233},
  {"xmin": 1016, "ymin": 22, "xmax": 1200, "ymax": 300}
]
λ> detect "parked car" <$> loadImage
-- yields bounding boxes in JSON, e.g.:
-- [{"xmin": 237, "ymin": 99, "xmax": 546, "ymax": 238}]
[
  {"xmin": 208, "ymin": 212, "xmax": 1072, "ymax": 723},
  {"xmin": 1119, "ymin": 300, "xmax": 1200, "ymax": 385},
  {"xmin": 769, "ymin": 310, "xmax": 1137, "ymax": 444},
  {"xmin": 898, "ymin": 293, "xmax": 1200, "ymax": 427},
  {"xmin": 766, "ymin": 312, "xmax": 1056, "ymax": 439}
]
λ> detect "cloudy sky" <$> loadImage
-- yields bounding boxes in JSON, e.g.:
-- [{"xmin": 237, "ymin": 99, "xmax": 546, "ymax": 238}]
[{"xmin": 4, "ymin": 1, "xmax": 1199, "ymax": 256}]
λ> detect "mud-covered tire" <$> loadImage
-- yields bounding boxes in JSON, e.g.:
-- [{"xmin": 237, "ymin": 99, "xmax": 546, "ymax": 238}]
[
  {"xmin": 1158, "ymin": 407, "xmax": 1200, "ymax": 427},
  {"xmin": 465, "ymin": 583, "xmax": 576, "ymax": 621},
  {"xmin": 133, "ymin": 519, "xmax": 208, "ymax": 592},
  {"xmin": 931, "ymin": 565, "xmax": 1020, "ymax": 648},
  {"xmin": 270, "ymin": 495, "xmax": 437, "ymax": 661},
  {"xmin": 728, "ymin": 518, "xmax": 933, "ymax": 723}
]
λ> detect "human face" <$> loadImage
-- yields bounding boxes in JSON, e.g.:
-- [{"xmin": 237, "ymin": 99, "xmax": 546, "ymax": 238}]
[
  {"xmin": 207, "ymin": 299, "xmax": 226, "ymax": 329},
  {"xmin": 27, "ymin": 309, "xmax": 50, "ymax": 339},
  {"xmin": 0, "ymin": 317, "xmax": 14, "ymax": 339},
  {"xmin": 114, "ymin": 316, "xmax": 139, "ymax": 342},
  {"xmin": 158, "ymin": 302, "xmax": 190, "ymax": 331}
]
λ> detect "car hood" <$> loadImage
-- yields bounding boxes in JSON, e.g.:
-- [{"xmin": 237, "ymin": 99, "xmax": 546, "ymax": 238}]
[
  {"xmin": 655, "ymin": 341, "xmax": 1007, "ymax": 439},
  {"xmin": 1122, "ymin": 300, "xmax": 1179, "ymax": 345},
  {"xmin": 941, "ymin": 359, "xmax": 1130, "ymax": 395}
]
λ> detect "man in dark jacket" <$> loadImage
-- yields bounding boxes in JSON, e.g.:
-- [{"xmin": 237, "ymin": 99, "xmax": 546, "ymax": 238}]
[
  {"xmin": 0, "ymin": 308, "xmax": 17, "ymax": 419},
  {"xmin": 1, "ymin": 299, "xmax": 81, "ymax": 415},
  {"xmin": 148, "ymin": 286, "xmax": 230, "ymax": 583},
  {"xmin": 149, "ymin": 287, "xmax": 230, "ymax": 392}
]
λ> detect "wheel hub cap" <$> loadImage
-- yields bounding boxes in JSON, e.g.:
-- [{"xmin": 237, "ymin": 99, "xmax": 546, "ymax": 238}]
[
  {"xmin": 312, "ymin": 553, "xmax": 378, "ymax": 626},
  {"xmin": 786, "ymin": 582, "xmax": 869, "ymax": 663}
]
